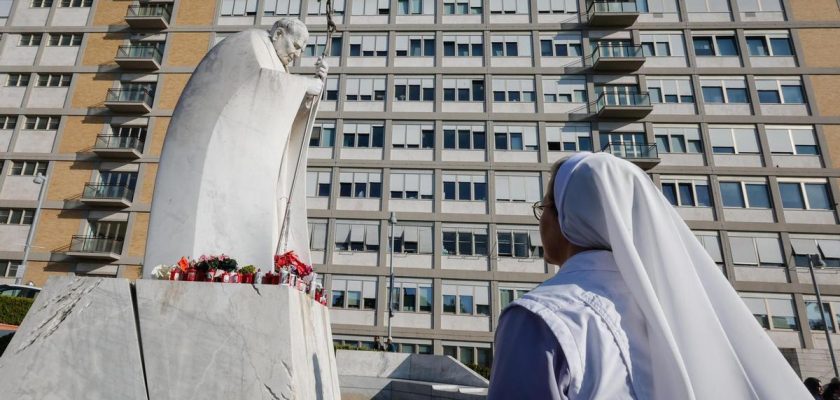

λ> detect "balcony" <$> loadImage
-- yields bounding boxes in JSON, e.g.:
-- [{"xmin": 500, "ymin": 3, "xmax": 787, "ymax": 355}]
[
  {"xmin": 125, "ymin": 4, "xmax": 171, "ymax": 29},
  {"xmin": 594, "ymin": 92, "xmax": 653, "ymax": 118},
  {"xmin": 93, "ymin": 135, "xmax": 144, "ymax": 159},
  {"xmin": 114, "ymin": 45, "xmax": 162, "ymax": 70},
  {"xmin": 105, "ymin": 89, "xmax": 153, "ymax": 113},
  {"xmin": 600, "ymin": 142, "xmax": 661, "ymax": 170},
  {"xmin": 80, "ymin": 183, "xmax": 134, "ymax": 208},
  {"xmin": 586, "ymin": 0, "xmax": 639, "ymax": 26},
  {"xmin": 67, "ymin": 236, "xmax": 124, "ymax": 261},
  {"xmin": 591, "ymin": 44, "xmax": 645, "ymax": 71}
]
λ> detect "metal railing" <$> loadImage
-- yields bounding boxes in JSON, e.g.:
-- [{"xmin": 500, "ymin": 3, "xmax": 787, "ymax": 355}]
[
  {"xmin": 594, "ymin": 91, "xmax": 651, "ymax": 111},
  {"xmin": 601, "ymin": 142, "xmax": 659, "ymax": 159},
  {"xmin": 586, "ymin": 0, "xmax": 639, "ymax": 15},
  {"xmin": 82, "ymin": 183, "xmax": 135, "ymax": 202},
  {"xmin": 94, "ymin": 135, "xmax": 145, "ymax": 151},
  {"xmin": 115, "ymin": 45, "xmax": 162, "ymax": 64},
  {"xmin": 591, "ymin": 44, "xmax": 644, "ymax": 63},
  {"xmin": 126, "ymin": 4, "xmax": 171, "ymax": 20},
  {"xmin": 70, "ymin": 235, "xmax": 124, "ymax": 255},
  {"xmin": 105, "ymin": 88, "xmax": 153, "ymax": 106}
]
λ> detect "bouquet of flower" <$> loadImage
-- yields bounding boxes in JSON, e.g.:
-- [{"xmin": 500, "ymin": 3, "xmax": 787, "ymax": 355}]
[{"xmin": 151, "ymin": 264, "xmax": 173, "ymax": 280}]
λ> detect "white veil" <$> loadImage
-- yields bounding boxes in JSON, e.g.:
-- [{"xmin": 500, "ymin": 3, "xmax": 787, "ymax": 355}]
[{"xmin": 553, "ymin": 152, "xmax": 809, "ymax": 399}]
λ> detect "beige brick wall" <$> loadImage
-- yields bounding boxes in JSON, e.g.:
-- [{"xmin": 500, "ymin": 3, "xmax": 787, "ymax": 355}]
[
  {"xmin": 158, "ymin": 74, "xmax": 191, "ymax": 110},
  {"xmin": 59, "ymin": 116, "xmax": 105, "ymax": 154},
  {"xmin": 71, "ymin": 73, "xmax": 117, "ymax": 109},
  {"xmin": 165, "ymin": 33, "xmax": 211, "ymax": 67},
  {"xmin": 33, "ymin": 209, "xmax": 85, "ymax": 253},
  {"xmin": 148, "ymin": 117, "xmax": 169, "ymax": 156},
  {"xmin": 127, "ymin": 213, "xmax": 149, "ymax": 258},
  {"xmin": 810, "ymin": 75, "xmax": 840, "ymax": 116},
  {"xmin": 798, "ymin": 29, "xmax": 840, "ymax": 68},
  {"xmin": 174, "ymin": 0, "xmax": 217, "ymax": 25},
  {"xmin": 823, "ymin": 125, "xmax": 840, "ymax": 168},
  {"xmin": 23, "ymin": 262, "xmax": 74, "ymax": 287},
  {"xmin": 47, "ymin": 161, "xmax": 94, "ymax": 201},
  {"xmin": 122, "ymin": 265, "xmax": 143, "ymax": 280},
  {"xmin": 81, "ymin": 32, "xmax": 126, "ymax": 67},
  {"xmin": 788, "ymin": 0, "xmax": 840, "ymax": 21},
  {"xmin": 138, "ymin": 163, "xmax": 157, "ymax": 204},
  {"xmin": 92, "ymin": 0, "xmax": 131, "ymax": 26}
]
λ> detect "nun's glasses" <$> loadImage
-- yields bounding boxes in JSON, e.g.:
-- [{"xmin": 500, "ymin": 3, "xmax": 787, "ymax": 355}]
[{"xmin": 532, "ymin": 201, "xmax": 546, "ymax": 221}]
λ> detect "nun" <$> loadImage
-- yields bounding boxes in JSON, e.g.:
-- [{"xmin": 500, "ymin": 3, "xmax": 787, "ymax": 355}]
[{"xmin": 488, "ymin": 152, "xmax": 809, "ymax": 399}]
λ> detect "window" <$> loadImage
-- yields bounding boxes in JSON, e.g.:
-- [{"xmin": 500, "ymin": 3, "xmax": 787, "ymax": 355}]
[
  {"xmin": 497, "ymin": 228, "xmax": 543, "ymax": 258},
  {"xmin": 304, "ymin": 34, "xmax": 341, "ymax": 57},
  {"xmin": 599, "ymin": 132, "xmax": 648, "ymax": 156},
  {"xmin": 766, "ymin": 126, "xmax": 818, "ymax": 155},
  {"xmin": 310, "ymin": 121, "xmax": 336, "ymax": 147},
  {"xmin": 746, "ymin": 33, "xmax": 792, "ymax": 57},
  {"xmin": 306, "ymin": 170, "xmax": 331, "ymax": 197},
  {"xmin": 596, "ymin": 85, "xmax": 643, "ymax": 106},
  {"xmin": 308, "ymin": 220, "xmax": 328, "ymax": 251},
  {"xmin": 388, "ymin": 279, "xmax": 433, "ymax": 313},
  {"xmin": 499, "ymin": 286, "xmax": 533, "ymax": 308},
  {"xmin": 338, "ymin": 171, "xmax": 382, "ymax": 198},
  {"xmin": 442, "ymin": 282, "xmax": 489, "ymax": 316},
  {"xmin": 0, "ymin": 116, "xmax": 18, "ymax": 130},
  {"xmin": 393, "ymin": 123, "xmax": 434, "ymax": 149},
  {"xmin": 6, "ymin": 74, "xmax": 30, "ymax": 87},
  {"xmin": 542, "ymin": 76, "xmax": 587, "ymax": 103},
  {"xmin": 546, "ymin": 124, "xmax": 591, "ymax": 152},
  {"xmin": 1, "ymin": 260, "xmax": 21, "ymax": 279},
  {"xmin": 491, "ymin": 35, "xmax": 532, "ymax": 57},
  {"xmin": 806, "ymin": 301, "xmax": 834, "ymax": 331},
  {"xmin": 31, "ymin": 0, "xmax": 52, "ymax": 7},
  {"xmin": 495, "ymin": 174, "xmax": 541, "ymax": 202},
  {"xmin": 443, "ymin": 173, "xmax": 487, "ymax": 201},
  {"xmin": 390, "ymin": 224, "xmax": 433, "ymax": 254},
  {"xmin": 23, "ymin": 116, "xmax": 60, "ymax": 130},
  {"xmin": 349, "ymin": 35, "xmax": 387, "ymax": 57},
  {"xmin": 791, "ymin": 237, "xmax": 840, "ymax": 268},
  {"xmin": 345, "ymin": 77, "xmax": 386, "ymax": 101},
  {"xmin": 709, "ymin": 126, "xmax": 759, "ymax": 154},
  {"xmin": 444, "ymin": 0, "xmax": 481, "ymax": 14},
  {"xmin": 343, "ymin": 122, "xmax": 385, "ymax": 148},
  {"xmin": 0, "ymin": 209, "xmax": 34, "ymax": 225},
  {"xmin": 492, "ymin": 79, "xmax": 535, "ymax": 102},
  {"xmin": 494, "ymin": 125, "xmax": 538, "ymax": 151},
  {"xmin": 9, "ymin": 161, "xmax": 47, "ymax": 176},
  {"xmin": 220, "ymin": 0, "xmax": 257, "ymax": 15},
  {"xmin": 48, "ymin": 33, "xmax": 82, "ymax": 47},
  {"xmin": 331, "ymin": 277, "xmax": 377, "ymax": 310},
  {"xmin": 540, "ymin": 33, "xmax": 582, "ymax": 57},
  {"xmin": 729, "ymin": 234, "xmax": 784, "ymax": 266},
  {"xmin": 443, "ymin": 124, "xmax": 486, "ymax": 150},
  {"xmin": 394, "ymin": 77, "xmax": 434, "ymax": 101},
  {"xmin": 741, "ymin": 294, "xmax": 797, "ymax": 330},
  {"xmin": 36, "ymin": 74, "xmax": 71, "ymax": 88},
  {"xmin": 489, "ymin": 0, "xmax": 529, "ymax": 14},
  {"xmin": 756, "ymin": 78, "xmax": 806, "ymax": 104},
  {"xmin": 334, "ymin": 221, "xmax": 379, "ymax": 251},
  {"xmin": 398, "ymin": 0, "xmax": 433, "ymax": 14},
  {"xmin": 720, "ymin": 180, "xmax": 771, "ymax": 208},
  {"xmin": 19, "ymin": 34, "xmax": 42, "ymax": 47},
  {"xmin": 639, "ymin": 32, "xmax": 685, "ymax": 57},
  {"xmin": 396, "ymin": 35, "xmax": 435, "ymax": 57},
  {"xmin": 700, "ymin": 78, "xmax": 749, "ymax": 104},
  {"xmin": 647, "ymin": 77, "xmax": 694, "ymax": 104},
  {"xmin": 323, "ymin": 78, "xmax": 339, "ymax": 101},
  {"xmin": 654, "ymin": 125, "xmax": 702, "ymax": 154},
  {"xmin": 263, "ymin": 0, "xmax": 301, "ymax": 16},
  {"xmin": 308, "ymin": 0, "xmax": 345, "ymax": 15},
  {"xmin": 443, "ymin": 35, "xmax": 483, "ymax": 57},
  {"xmin": 536, "ymin": 0, "xmax": 577, "ymax": 13},
  {"xmin": 443, "ymin": 344, "xmax": 492, "ymax": 367},
  {"xmin": 778, "ymin": 180, "xmax": 831, "ymax": 210},
  {"xmin": 694, "ymin": 231, "xmax": 723, "ymax": 263},
  {"xmin": 443, "ymin": 79, "xmax": 485, "ymax": 102},
  {"xmin": 685, "ymin": 0, "xmax": 730, "ymax": 13},
  {"xmin": 351, "ymin": 0, "xmax": 389, "ymax": 15},
  {"xmin": 442, "ymin": 225, "xmax": 488, "ymax": 256},
  {"xmin": 59, "ymin": 0, "xmax": 91, "ymax": 6},
  {"xmin": 692, "ymin": 35, "xmax": 738, "ymax": 56},
  {"xmin": 390, "ymin": 171, "xmax": 434, "ymax": 200},
  {"xmin": 661, "ymin": 177, "xmax": 712, "ymax": 207},
  {"xmin": 737, "ymin": 0, "xmax": 782, "ymax": 12}
]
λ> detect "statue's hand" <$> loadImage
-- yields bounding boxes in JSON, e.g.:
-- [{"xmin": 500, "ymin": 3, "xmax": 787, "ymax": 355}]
[
  {"xmin": 315, "ymin": 57, "xmax": 329, "ymax": 81},
  {"xmin": 306, "ymin": 78, "xmax": 324, "ymax": 96}
]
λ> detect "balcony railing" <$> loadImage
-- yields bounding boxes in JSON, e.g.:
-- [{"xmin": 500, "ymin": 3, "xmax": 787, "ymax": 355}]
[
  {"xmin": 69, "ymin": 235, "xmax": 124, "ymax": 258},
  {"xmin": 82, "ymin": 183, "xmax": 135, "ymax": 202},
  {"xmin": 115, "ymin": 45, "xmax": 162, "ymax": 69},
  {"xmin": 595, "ymin": 92, "xmax": 651, "ymax": 109},
  {"xmin": 95, "ymin": 135, "xmax": 144, "ymax": 152},
  {"xmin": 125, "ymin": 4, "xmax": 171, "ymax": 28},
  {"xmin": 591, "ymin": 44, "xmax": 645, "ymax": 70},
  {"xmin": 105, "ymin": 88, "xmax": 153, "ymax": 113},
  {"xmin": 601, "ymin": 142, "xmax": 661, "ymax": 169},
  {"xmin": 585, "ymin": 0, "xmax": 640, "ymax": 26}
]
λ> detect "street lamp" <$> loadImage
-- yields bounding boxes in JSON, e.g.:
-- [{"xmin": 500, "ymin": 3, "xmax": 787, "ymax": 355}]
[
  {"xmin": 15, "ymin": 173, "xmax": 47, "ymax": 285},
  {"xmin": 805, "ymin": 252, "xmax": 839, "ymax": 378},
  {"xmin": 387, "ymin": 212, "xmax": 397, "ymax": 342}
]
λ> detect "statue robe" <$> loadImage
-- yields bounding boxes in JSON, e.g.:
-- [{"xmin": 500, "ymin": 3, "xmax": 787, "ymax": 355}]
[{"xmin": 142, "ymin": 29, "xmax": 316, "ymax": 277}]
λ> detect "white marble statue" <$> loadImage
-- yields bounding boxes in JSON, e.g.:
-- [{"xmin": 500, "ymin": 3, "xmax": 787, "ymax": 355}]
[{"xmin": 142, "ymin": 18, "xmax": 327, "ymax": 277}]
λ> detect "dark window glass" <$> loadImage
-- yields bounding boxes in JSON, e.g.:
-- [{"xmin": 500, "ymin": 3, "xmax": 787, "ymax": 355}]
[
  {"xmin": 805, "ymin": 183, "xmax": 831, "ymax": 209},
  {"xmin": 745, "ymin": 184, "xmax": 771, "ymax": 208},
  {"xmin": 746, "ymin": 37, "xmax": 768, "ymax": 56},
  {"xmin": 726, "ymin": 88, "xmax": 749, "ymax": 103},
  {"xmin": 779, "ymin": 182, "xmax": 804, "ymax": 209},
  {"xmin": 443, "ymin": 130, "xmax": 456, "ymax": 149},
  {"xmin": 770, "ymin": 38, "xmax": 793, "ymax": 56},
  {"xmin": 443, "ymin": 294, "xmax": 456, "ymax": 313},
  {"xmin": 720, "ymin": 182, "xmax": 745, "ymax": 207},
  {"xmin": 758, "ymin": 90, "xmax": 781, "ymax": 104},
  {"xmin": 693, "ymin": 37, "xmax": 714, "ymax": 56},
  {"xmin": 662, "ymin": 183, "xmax": 678, "ymax": 205},
  {"xmin": 716, "ymin": 37, "xmax": 738, "ymax": 56},
  {"xmin": 702, "ymin": 86, "xmax": 725, "ymax": 103}
]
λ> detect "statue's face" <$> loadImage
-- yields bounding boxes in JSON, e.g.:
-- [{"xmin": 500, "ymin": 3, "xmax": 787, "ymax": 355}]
[{"xmin": 273, "ymin": 26, "xmax": 308, "ymax": 67}]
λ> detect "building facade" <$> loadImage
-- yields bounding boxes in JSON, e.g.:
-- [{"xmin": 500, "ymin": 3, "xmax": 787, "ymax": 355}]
[{"xmin": 2, "ymin": 0, "xmax": 840, "ymax": 378}]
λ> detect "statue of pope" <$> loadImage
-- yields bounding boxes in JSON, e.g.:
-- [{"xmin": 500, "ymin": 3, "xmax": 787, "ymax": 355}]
[{"xmin": 142, "ymin": 19, "xmax": 326, "ymax": 277}]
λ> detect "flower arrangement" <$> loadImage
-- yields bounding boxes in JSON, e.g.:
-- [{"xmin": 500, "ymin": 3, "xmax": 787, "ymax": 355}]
[{"xmin": 151, "ymin": 264, "xmax": 172, "ymax": 280}]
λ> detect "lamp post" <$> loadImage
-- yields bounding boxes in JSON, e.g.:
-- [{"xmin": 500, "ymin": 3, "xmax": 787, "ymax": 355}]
[
  {"xmin": 15, "ymin": 173, "xmax": 47, "ymax": 285},
  {"xmin": 806, "ymin": 253, "xmax": 839, "ymax": 378},
  {"xmin": 387, "ymin": 212, "xmax": 397, "ymax": 342}
]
